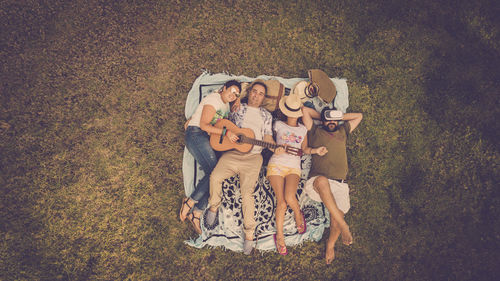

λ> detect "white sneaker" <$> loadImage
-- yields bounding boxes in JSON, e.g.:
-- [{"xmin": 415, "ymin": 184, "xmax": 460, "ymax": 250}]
[
  {"xmin": 206, "ymin": 209, "xmax": 217, "ymax": 225},
  {"xmin": 243, "ymin": 239, "xmax": 254, "ymax": 255}
]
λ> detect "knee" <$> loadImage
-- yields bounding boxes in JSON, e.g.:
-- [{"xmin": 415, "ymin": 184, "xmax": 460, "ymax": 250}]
[
  {"xmin": 314, "ymin": 176, "xmax": 329, "ymax": 191},
  {"xmin": 276, "ymin": 200, "xmax": 287, "ymax": 212},
  {"xmin": 210, "ymin": 172, "xmax": 224, "ymax": 186},
  {"xmin": 206, "ymin": 154, "xmax": 218, "ymax": 171},
  {"xmin": 240, "ymin": 182, "xmax": 257, "ymax": 196}
]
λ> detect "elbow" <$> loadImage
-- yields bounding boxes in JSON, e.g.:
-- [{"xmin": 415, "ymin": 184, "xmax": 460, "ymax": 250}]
[{"xmin": 199, "ymin": 123, "xmax": 211, "ymax": 133}]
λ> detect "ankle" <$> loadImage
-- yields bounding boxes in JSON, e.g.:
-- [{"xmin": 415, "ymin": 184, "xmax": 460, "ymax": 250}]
[{"xmin": 336, "ymin": 221, "xmax": 349, "ymax": 230}]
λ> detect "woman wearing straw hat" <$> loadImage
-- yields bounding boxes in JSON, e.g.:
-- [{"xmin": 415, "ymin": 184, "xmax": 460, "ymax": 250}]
[{"xmin": 267, "ymin": 89, "xmax": 327, "ymax": 255}]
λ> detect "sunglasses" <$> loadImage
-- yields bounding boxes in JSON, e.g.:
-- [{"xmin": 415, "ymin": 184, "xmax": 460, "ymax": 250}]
[{"xmin": 231, "ymin": 88, "xmax": 241, "ymax": 98}]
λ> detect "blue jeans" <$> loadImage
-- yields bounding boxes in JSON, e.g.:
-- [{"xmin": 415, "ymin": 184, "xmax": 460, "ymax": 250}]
[{"xmin": 185, "ymin": 126, "xmax": 218, "ymax": 211}]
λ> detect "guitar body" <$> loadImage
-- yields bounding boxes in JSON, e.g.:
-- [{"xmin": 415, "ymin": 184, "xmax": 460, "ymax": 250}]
[
  {"xmin": 210, "ymin": 119, "xmax": 255, "ymax": 153},
  {"xmin": 210, "ymin": 119, "xmax": 303, "ymax": 156}
]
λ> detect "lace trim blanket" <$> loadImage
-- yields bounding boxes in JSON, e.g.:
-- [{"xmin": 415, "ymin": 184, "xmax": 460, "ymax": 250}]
[{"xmin": 183, "ymin": 71, "xmax": 349, "ymax": 252}]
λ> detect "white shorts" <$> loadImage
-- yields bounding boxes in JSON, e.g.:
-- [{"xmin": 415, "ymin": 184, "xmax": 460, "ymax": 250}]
[{"xmin": 304, "ymin": 176, "xmax": 351, "ymax": 214}]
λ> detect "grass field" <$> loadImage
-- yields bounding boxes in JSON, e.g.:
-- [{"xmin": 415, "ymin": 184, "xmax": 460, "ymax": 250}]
[{"xmin": 1, "ymin": 0, "xmax": 499, "ymax": 280}]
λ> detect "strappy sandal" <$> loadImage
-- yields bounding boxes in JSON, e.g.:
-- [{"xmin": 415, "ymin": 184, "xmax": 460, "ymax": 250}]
[
  {"xmin": 297, "ymin": 211, "xmax": 307, "ymax": 234},
  {"xmin": 187, "ymin": 212, "xmax": 202, "ymax": 234},
  {"xmin": 273, "ymin": 234, "xmax": 288, "ymax": 255},
  {"xmin": 179, "ymin": 197, "xmax": 193, "ymax": 222}
]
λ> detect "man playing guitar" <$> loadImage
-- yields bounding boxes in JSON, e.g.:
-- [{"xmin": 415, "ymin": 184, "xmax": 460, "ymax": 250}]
[{"xmin": 205, "ymin": 79, "xmax": 279, "ymax": 255}]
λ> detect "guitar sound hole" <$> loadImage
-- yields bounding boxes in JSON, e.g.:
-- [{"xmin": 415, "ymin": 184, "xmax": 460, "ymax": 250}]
[{"xmin": 236, "ymin": 135, "xmax": 244, "ymax": 144}]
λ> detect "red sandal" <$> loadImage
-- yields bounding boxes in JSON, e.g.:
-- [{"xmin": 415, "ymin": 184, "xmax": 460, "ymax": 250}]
[
  {"xmin": 297, "ymin": 211, "xmax": 307, "ymax": 234},
  {"xmin": 273, "ymin": 234, "xmax": 288, "ymax": 255}
]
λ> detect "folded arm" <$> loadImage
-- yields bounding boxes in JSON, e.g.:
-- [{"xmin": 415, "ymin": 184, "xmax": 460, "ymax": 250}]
[
  {"xmin": 342, "ymin": 113, "xmax": 363, "ymax": 133},
  {"xmin": 199, "ymin": 105, "xmax": 238, "ymax": 142},
  {"xmin": 302, "ymin": 106, "xmax": 320, "ymax": 131}
]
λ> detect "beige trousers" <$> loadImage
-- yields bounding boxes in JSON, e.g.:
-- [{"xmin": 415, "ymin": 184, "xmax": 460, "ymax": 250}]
[{"xmin": 209, "ymin": 150, "xmax": 263, "ymax": 239}]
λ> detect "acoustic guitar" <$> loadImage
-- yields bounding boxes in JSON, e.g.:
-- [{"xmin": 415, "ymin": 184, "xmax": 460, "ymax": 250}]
[{"xmin": 210, "ymin": 119, "xmax": 303, "ymax": 156}]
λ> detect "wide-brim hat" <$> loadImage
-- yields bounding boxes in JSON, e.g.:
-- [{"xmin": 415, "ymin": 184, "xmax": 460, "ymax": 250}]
[
  {"xmin": 292, "ymin": 80, "xmax": 319, "ymax": 104},
  {"xmin": 279, "ymin": 91, "xmax": 303, "ymax": 118},
  {"xmin": 308, "ymin": 69, "xmax": 336, "ymax": 103}
]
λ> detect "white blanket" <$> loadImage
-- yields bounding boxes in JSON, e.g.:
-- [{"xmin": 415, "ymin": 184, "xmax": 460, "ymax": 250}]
[{"xmin": 183, "ymin": 71, "xmax": 349, "ymax": 253}]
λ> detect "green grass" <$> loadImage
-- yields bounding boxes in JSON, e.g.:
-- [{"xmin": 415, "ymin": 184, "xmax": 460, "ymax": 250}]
[{"xmin": 1, "ymin": 0, "xmax": 499, "ymax": 280}]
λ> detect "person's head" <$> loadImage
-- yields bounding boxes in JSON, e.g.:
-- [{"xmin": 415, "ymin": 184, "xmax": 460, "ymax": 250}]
[
  {"xmin": 220, "ymin": 80, "xmax": 241, "ymax": 103},
  {"xmin": 247, "ymin": 80, "xmax": 267, "ymax": 108},
  {"xmin": 278, "ymin": 92, "xmax": 303, "ymax": 120},
  {"xmin": 321, "ymin": 107, "xmax": 339, "ymax": 132}
]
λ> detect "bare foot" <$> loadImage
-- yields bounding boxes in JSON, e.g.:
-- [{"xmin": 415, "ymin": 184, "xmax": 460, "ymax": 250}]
[
  {"xmin": 340, "ymin": 226, "xmax": 353, "ymax": 245},
  {"xmin": 325, "ymin": 239, "xmax": 336, "ymax": 264}
]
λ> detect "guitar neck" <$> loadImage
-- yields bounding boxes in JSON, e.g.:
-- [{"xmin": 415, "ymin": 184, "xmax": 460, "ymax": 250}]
[
  {"xmin": 240, "ymin": 135, "xmax": 278, "ymax": 150},
  {"xmin": 238, "ymin": 134, "xmax": 303, "ymax": 156}
]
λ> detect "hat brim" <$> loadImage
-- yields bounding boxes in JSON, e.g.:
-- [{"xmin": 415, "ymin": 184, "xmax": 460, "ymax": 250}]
[
  {"xmin": 292, "ymin": 81, "xmax": 311, "ymax": 104},
  {"xmin": 279, "ymin": 97, "xmax": 303, "ymax": 118}
]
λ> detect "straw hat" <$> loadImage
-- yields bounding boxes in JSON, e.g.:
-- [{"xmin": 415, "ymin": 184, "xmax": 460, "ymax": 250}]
[
  {"xmin": 292, "ymin": 80, "xmax": 319, "ymax": 104},
  {"xmin": 308, "ymin": 69, "xmax": 336, "ymax": 103},
  {"xmin": 279, "ymin": 91, "xmax": 303, "ymax": 118}
]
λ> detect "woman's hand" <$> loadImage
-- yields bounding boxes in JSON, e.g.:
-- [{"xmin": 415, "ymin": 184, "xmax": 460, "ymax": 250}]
[
  {"xmin": 274, "ymin": 146, "xmax": 286, "ymax": 155},
  {"xmin": 315, "ymin": 146, "xmax": 328, "ymax": 156},
  {"xmin": 184, "ymin": 118, "xmax": 191, "ymax": 131},
  {"xmin": 231, "ymin": 98, "xmax": 241, "ymax": 112},
  {"xmin": 226, "ymin": 130, "xmax": 239, "ymax": 143}
]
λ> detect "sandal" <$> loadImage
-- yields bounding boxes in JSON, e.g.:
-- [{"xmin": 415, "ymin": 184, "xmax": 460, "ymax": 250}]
[
  {"xmin": 179, "ymin": 197, "xmax": 193, "ymax": 222},
  {"xmin": 297, "ymin": 211, "xmax": 307, "ymax": 234},
  {"xmin": 187, "ymin": 212, "xmax": 202, "ymax": 234},
  {"xmin": 273, "ymin": 234, "xmax": 288, "ymax": 255}
]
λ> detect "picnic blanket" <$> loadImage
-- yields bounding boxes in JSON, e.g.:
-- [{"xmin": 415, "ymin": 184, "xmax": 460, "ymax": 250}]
[{"xmin": 183, "ymin": 71, "xmax": 349, "ymax": 253}]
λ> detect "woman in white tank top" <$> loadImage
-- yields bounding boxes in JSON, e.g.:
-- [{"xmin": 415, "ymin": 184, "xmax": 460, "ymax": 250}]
[{"xmin": 180, "ymin": 80, "xmax": 241, "ymax": 234}]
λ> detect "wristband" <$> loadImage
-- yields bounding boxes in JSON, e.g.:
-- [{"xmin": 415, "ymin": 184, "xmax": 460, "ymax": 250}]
[{"xmin": 222, "ymin": 127, "xmax": 227, "ymax": 136}]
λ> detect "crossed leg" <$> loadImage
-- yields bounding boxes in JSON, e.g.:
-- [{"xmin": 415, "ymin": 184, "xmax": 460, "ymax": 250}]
[
  {"xmin": 326, "ymin": 219, "xmax": 341, "ymax": 264},
  {"xmin": 313, "ymin": 176, "xmax": 352, "ymax": 264}
]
